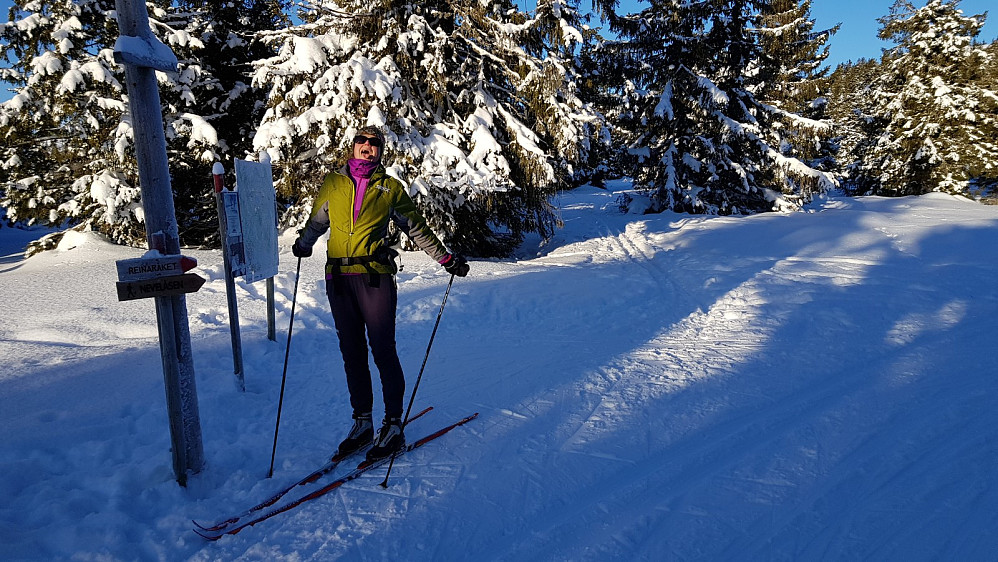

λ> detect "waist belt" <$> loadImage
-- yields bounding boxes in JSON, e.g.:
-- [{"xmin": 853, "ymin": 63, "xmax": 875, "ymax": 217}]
[
  {"xmin": 326, "ymin": 247, "xmax": 396, "ymax": 269},
  {"xmin": 327, "ymin": 255, "xmax": 385, "ymax": 267},
  {"xmin": 326, "ymin": 248, "xmax": 398, "ymax": 291}
]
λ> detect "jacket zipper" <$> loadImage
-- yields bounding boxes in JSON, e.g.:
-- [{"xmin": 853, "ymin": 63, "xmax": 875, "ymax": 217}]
[{"xmin": 349, "ymin": 177, "xmax": 356, "ymax": 236}]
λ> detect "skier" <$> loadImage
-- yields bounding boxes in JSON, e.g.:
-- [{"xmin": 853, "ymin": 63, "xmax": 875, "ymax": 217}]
[{"xmin": 291, "ymin": 125, "xmax": 469, "ymax": 462}]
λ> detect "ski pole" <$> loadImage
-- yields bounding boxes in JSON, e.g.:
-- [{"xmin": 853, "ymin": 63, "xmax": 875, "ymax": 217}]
[
  {"xmin": 380, "ymin": 273, "xmax": 456, "ymax": 488},
  {"xmin": 268, "ymin": 256, "xmax": 302, "ymax": 478}
]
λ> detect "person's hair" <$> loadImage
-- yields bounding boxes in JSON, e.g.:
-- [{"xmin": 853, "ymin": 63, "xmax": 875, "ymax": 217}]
[
  {"xmin": 355, "ymin": 126, "xmax": 386, "ymax": 145},
  {"xmin": 345, "ymin": 125, "xmax": 388, "ymax": 166}
]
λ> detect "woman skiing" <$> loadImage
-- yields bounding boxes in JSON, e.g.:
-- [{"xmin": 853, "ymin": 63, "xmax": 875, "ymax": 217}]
[{"xmin": 291, "ymin": 126, "xmax": 469, "ymax": 461}]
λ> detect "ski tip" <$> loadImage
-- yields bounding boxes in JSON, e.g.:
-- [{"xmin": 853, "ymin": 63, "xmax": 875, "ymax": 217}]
[
  {"xmin": 191, "ymin": 519, "xmax": 211, "ymax": 531},
  {"xmin": 192, "ymin": 516, "xmax": 236, "ymax": 532},
  {"xmin": 192, "ymin": 519, "xmax": 223, "ymax": 532},
  {"xmin": 193, "ymin": 527, "xmax": 221, "ymax": 541}
]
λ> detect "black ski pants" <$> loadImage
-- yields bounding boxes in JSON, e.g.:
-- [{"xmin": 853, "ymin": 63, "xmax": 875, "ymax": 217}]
[{"xmin": 326, "ymin": 273, "xmax": 405, "ymax": 419}]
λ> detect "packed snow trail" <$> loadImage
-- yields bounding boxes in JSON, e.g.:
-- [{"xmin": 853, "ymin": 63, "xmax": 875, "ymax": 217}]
[
  {"xmin": 194, "ymin": 411, "xmax": 478, "ymax": 541},
  {"xmin": 1, "ymin": 185, "xmax": 997, "ymax": 560}
]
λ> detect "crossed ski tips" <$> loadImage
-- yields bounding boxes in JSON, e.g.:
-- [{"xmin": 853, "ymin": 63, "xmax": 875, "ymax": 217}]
[
  {"xmin": 192, "ymin": 406, "xmax": 433, "ymax": 533},
  {"xmin": 193, "ymin": 411, "xmax": 477, "ymax": 540}
]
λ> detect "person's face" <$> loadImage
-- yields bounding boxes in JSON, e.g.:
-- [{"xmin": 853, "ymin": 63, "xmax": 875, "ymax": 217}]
[{"xmin": 353, "ymin": 134, "xmax": 382, "ymax": 162}]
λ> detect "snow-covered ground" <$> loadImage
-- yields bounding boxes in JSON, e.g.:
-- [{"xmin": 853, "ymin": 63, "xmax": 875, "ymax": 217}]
[{"xmin": 2, "ymin": 182, "xmax": 997, "ymax": 560}]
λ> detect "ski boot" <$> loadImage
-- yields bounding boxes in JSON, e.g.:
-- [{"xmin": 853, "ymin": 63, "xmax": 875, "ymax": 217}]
[
  {"xmin": 334, "ymin": 412, "xmax": 373, "ymax": 459},
  {"xmin": 366, "ymin": 417, "xmax": 405, "ymax": 461}
]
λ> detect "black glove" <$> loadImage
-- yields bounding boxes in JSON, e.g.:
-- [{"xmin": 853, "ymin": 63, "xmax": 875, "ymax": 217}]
[
  {"xmin": 443, "ymin": 254, "xmax": 469, "ymax": 277},
  {"xmin": 291, "ymin": 239, "xmax": 312, "ymax": 258}
]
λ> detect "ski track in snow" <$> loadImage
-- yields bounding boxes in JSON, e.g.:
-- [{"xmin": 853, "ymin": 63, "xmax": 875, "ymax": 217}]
[{"xmin": 2, "ymin": 186, "xmax": 998, "ymax": 560}]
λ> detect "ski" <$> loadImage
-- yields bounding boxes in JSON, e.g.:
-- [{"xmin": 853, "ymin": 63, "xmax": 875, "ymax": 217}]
[
  {"xmin": 192, "ymin": 406, "xmax": 433, "ymax": 533},
  {"xmin": 194, "ymin": 412, "xmax": 478, "ymax": 541}
]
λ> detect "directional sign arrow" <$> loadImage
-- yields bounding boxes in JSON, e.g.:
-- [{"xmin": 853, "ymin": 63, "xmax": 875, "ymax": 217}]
[
  {"xmin": 116, "ymin": 255, "xmax": 198, "ymax": 282},
  {"xmin": 116, "ymin": 273, "xmax": 206, "ymax": 302}
]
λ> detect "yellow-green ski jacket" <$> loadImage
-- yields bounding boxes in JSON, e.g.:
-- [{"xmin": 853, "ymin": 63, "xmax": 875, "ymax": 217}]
[{"xmin": 298, "ymin": 165, "xmax": 450, "ymax": 275}]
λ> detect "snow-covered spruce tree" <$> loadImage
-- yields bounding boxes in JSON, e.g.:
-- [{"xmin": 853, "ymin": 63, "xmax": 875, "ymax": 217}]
[
  {"xmin": 537, "ymin": 1, "xmax": 620, "ymax": 186},
  {"xmin": 0, "ymin": 0, "xmax": 279, "ymax": 251},
  {"xmin": 575, "ymin": 4, "xmax": 643, "ymax": 186},
  {"xmin": 164, "ymin": 0, "xmax": 287, "ymax": 245},
  {"xmin": 252, "ymin": 0, "xmax": 601, "ymax": 256},
  {"xmin": 599, "ymin": 0, "xmax": 835, "ymax": 214},
  {"xmin": 980, "ymin": 40, "xmax": 998, "ymax": 199},
  {"xmin": 827, "ymin": 58, "xmax": 885, "ymax": 195},
  {"xmin": 0, "ymin": 0, "xmax": 139, "ymax": 249},
  {"xmin": 853, "ymin": 0, "xmax": 997, "ymax": 196},
  {"xmin": 591, "ymin": 0, "xmax": 714, "ymax": 211},
  {"xmin": 755, "ymin": 0, "xmax": 838, "ymax": 171}
]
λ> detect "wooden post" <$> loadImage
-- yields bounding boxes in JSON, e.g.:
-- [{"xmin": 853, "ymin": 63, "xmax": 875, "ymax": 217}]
[{"xmin": 113, "ymin": 0, "xmax": 203, "ymax": 485}]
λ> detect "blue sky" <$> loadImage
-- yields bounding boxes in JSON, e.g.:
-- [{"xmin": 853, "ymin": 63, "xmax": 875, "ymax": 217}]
[
  {"xmin": 0, "ymin": 0, "xmax": 996, "ymax": 103},
  {"xmin": 791, "ymin": 0, "xmax": 995, "ymax": 66},
  {"xmin": 612, "ymin": 0, "xmax": 995, "ymax": 67}
]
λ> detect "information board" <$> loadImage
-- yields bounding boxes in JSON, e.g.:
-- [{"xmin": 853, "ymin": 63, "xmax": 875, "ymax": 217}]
[{"xmin": 234, "ymin": 159, "xmax": 278, "ymax": 283}]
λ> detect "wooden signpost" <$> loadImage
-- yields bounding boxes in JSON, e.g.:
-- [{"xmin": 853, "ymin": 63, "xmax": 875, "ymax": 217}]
[{"xmin": 113, "ymin": 0, "xmax": 203, "ymax": 486}]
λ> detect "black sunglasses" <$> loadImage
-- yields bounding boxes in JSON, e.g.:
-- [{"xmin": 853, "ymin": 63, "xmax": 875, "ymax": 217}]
[{"xmin": 353, "ymin": 135, "xmax": 384, "ymax": 148}]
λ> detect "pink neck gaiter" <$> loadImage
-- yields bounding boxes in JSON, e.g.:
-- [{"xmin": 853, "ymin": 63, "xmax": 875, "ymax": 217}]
[{"xmin": 348, "ymin": 158, "xmax": 379, "ymax": 221}]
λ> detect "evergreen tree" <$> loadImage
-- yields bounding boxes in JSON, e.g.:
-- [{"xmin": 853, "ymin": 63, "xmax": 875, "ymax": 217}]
[
  {"xmin": 0, "ymin": 0, "xmax": 139, "ymax": 248},
  {"xmin": 755, "ymin": 0, "xmax": 834, "ymax": 109},
  {"xmin": 829, "ymin": 78, "xmax": 881, "ymax": 193},
  {"xmin": 853, "ymin": 0, "xmax": 997, "ymax": 195},
  {"xmin": 164, "ymin": 0, "xmax": 287, "ymax": 245},
  {"xmin": 979, "ymin": 39, "xmax": 998, "ymax": 198},
  {"xmin": 599, "ymin": 0, "xmax": 835, "ymax": 215},
  {"xmin": 827, "ymin": 58, "xmax": 884, "ymax": 195},
  {"xmin": 755, "ymin": 0, "xmax": 838, "ymax": 170},
  {"xmin": 551, "ymin": 4, "xmax": 614, "ymax": 188},
  {"xmin": 0, "ymin": 0, "xmax": 281, "ymax": 251},
  {"xmin": 252, "ymin": 0, "xmax": 601, "ymax": 256}
]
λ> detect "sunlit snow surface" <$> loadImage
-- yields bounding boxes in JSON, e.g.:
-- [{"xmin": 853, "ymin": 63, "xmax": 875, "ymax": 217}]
[{"xmin": 2, "ymin": 183, "xmax": 996, "ymax": 560}]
